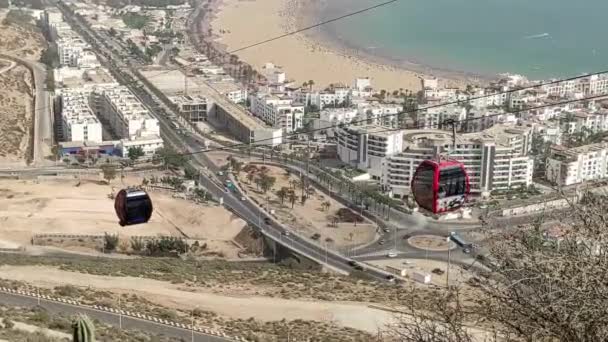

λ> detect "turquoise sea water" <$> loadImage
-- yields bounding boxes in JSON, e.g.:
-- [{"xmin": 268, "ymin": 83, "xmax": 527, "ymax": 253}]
[{"xmin": 319, "ymin": 0, "xmax": 608, "ymax": 79}]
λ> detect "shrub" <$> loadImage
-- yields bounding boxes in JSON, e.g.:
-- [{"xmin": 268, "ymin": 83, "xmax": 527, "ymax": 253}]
[{"xmin": 103, "ymin": 233, "xmax": 119, "ymax": 252}]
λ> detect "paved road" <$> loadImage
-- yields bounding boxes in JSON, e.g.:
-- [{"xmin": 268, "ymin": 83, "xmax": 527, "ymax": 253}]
[
  {"xmin": 58, "ymin": 4, "xmax": 501, "ymax": 282},
  {"xmin": 0, "ymin": 292, "xmax": 233, "ymax": 342}
]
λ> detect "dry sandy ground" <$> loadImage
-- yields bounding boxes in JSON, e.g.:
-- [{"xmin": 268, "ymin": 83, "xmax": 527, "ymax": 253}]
[
  {"xmin": 0, "ymin": 178, "xmax": 246, "ymax": 257},
  {"xmin": 0, "ymin": 318, "xmax": 70, "ymax": 341},
  {"xmin": 0, "ymin": 10, "xmax": 45, "ymax": 60},
  {"xmin": 237, "ymin": 164, "xmax": 377, "ymax": 248},
  {"xmin": 0, "ymin": 265, "xmax": 396, "ymax": 333},
  {"xmin": 212, "ymin": 0, "xmax": 425, "ymax": 91},
  {"xmin": 0, "ymin": 64, "xmax": 33, "ymax": 167}
]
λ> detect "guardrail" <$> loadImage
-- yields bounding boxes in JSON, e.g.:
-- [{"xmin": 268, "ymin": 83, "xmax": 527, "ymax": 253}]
[{"xmin": 0, "ymin": 286, "xmax": 249, "ymax": 341}]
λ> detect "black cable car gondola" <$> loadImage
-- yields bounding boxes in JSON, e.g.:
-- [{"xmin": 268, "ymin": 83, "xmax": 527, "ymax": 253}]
[
  {"xmin": 114, "ymin": 188, "xmax": 153, "ymax": 226},
  {"xmin": 411, "ymin": 160, "xmax": 470, "ymax": 214}
]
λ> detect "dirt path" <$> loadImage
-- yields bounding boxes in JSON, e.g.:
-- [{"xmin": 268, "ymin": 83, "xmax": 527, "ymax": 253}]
[{"xmin": 0, "ymin": 265, "xmax": 394, "ymax": 333}]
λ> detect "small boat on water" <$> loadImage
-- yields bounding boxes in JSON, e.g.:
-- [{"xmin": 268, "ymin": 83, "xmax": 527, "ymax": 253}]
[{"xmin": 524, "ymin": 33, "xmax": 550, "ymax": 39}]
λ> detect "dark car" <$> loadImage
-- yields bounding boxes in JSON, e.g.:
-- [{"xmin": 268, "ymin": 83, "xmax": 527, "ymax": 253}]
[
  {"xmin": 385, "ymin": 275, "xmax": 396, "ymax": 283},
  {"xmin": 263, "ymin": 217, "xmax": 271, "ymax": 225},
  {"xmin": 311, "ymin": 233, "xmax": 321, "ymax": 240},
  {"xmin": 348, "ymin": 261, "xmax": 357, "ymax": 267}
]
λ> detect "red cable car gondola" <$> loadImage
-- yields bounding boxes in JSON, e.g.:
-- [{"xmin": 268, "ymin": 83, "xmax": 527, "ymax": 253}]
[
  {"xmin": 114, "ymin": 188, "xmax": 153, "ymax": 226},
  {"xmin": 411, "ymin": 160, "xmax": 470, "ymax": 214}
]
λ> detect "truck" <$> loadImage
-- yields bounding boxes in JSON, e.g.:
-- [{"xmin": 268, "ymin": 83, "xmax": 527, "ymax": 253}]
[{"xmin": 449, "ymin": 231, "xmax": 472, "ymax": 249}]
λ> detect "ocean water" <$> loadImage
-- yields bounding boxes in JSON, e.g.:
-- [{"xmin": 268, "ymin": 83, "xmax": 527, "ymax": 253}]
[{"xmin": 318, "ymin": 0, "xmax": 608, "ymax": 79}]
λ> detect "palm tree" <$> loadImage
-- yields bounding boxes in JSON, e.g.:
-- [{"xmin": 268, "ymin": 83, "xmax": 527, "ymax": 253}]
[
  {"xmin": 302, "ymin": 81, "xmax": 309, "ymax": 89},
  {"xmin": 277, "ymin": 187, "xmax": 289, "ymax": 205},
  {"xmin": 288, "ymin": 190, "xmax": 297, "ymax": 209},
  {"xmin": 308, "ymin": 80, "xmax": 315, "ymax": 91}
]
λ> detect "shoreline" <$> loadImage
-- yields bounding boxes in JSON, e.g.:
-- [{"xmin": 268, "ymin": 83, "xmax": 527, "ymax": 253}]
[
  {"xmin": 207, "ymin": 0, "xmax": 490, "ymax": 91},
  {"xmin": 207, "ymin": 0, "xmax": 422, "ymax": 91},
  {"xmin": 296, "ymin": 0, "xmax": 491, "ymax": 86}
]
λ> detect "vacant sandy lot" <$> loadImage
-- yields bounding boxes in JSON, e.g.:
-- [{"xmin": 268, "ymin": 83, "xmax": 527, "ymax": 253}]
[
  {"xmin": 0, "ymin": 265, "xmax": 395, "ymax": 333},
  {"xmin": 237, "ymin": 164, "xmax": 377, "ymax": 248},
  {"xmin": 0, "ymin": 177, "xmax": 246, "ymax": 256},
  {"xmin": 0, "ymin": 64, "xmax": 33, "ymax": 167},
  {"xmin": 0, "ymin": 10, "xmax": 45, "ymax": 60}
]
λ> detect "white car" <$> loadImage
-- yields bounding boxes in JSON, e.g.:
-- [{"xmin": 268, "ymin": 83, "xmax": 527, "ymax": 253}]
[
  {"xmin": 241, "ymin": 196, "xmax": 246, "ymax": 201},
  {"xmin": 387, "ymin": 252, "xmax": 398, "ymax": 258}
]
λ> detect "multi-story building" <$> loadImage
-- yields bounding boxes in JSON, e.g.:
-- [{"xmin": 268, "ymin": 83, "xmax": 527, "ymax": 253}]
[
  {"xmin": 383, "ymin": 125, "xmax": 534, "ymax": 198},
  {"xmin": 546, "ymin": 143, "xmax": 608, "ymax": 186},
  {"xmin": 249, "ymin": 93, "xmax": 304, "ymax": 133},
  {"xmin": 58, "ymin": 89, "xmax": 103, "ymax": 143},
  {"xmin": 171, "ymin": 95, "xmax": 208, "ymax": 122},
  {"xmin": 100, "ymin": 86, "xmax": 160, "ymax": 139},
  {"xmin": 208, "ymin": 81, "xmax": 247, "ymax": 103},
  {"xmin": 417, "ymin": 104, "xmax": 467, "ymax": 130},
  {"xmin": 465, "ymin": 108, "xmax": 517, "ymax": 132},
  {"xmin": 314, "ymin": 108, "xmax": 359, "ymax": 131},
  {"xmin": 358, "ymin": 103, "xmax": 402, "ymax": 128},
  {"xmin": 336, "ymin": 125, "xmax": 403, "ymax": 180},
  {"xmin": 57, "ymin": 34, "xmax": 90, "ymax": 67},
  {"xmin": 561, "ymin": 111, "xmax": 608, "ymax": 135}
]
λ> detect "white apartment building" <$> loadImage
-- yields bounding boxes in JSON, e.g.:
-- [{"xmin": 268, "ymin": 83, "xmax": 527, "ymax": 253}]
[
  {"xmin": 465, "ymin": 108, "xmax": 517, "ymax": 132},
  {"xmin": 57, "ymin": 35, "xmax": 90, "ymax": 67},
  {"xmin": 561, "ymin": 111, "xmax": 608, "ymax": 135},
  {"xmin": 118, "ymin": 135, "xmax": 165, "ymax": 158},
  {"xmin": 358, "ymin": 103, "xmax": 401, "ymax": 128},
  {"xmin": 58, "ymin": 89, "xmax": 103, "ymax": 143},
  {"xmin": 546, "ymin": 143, "xmax": 608, "ymax": 186},
  {"xmin": 417, "ymin": 104, "xmax": 467, "ymax": 130},
  {"xmin": 100, "ymin": 86, "xmax": 160, "ymax": 139},
  {"xmin": 249, "ymin": 93, "xmax": 304, "ymax": 133},
  {"xmin": 354, "ymin": 77, "xmax": 371, "ymax": 91},
  {"xmin": 336, "ymin": 125, "xmax": 403, "ymax": 180},
  {"xmin": 314, "ymin": 108, "xmax": 359, "ymax": 131},
  {"xmin": 383, "ymin": 125, "xmax": 534, "ymax": 198},
  {"xmin": 208, "ymin": 81, "xmax": 247, "ymax": 103}
]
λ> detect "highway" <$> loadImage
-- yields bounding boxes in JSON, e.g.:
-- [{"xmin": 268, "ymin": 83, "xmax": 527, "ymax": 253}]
[
  {"xmin": 0, "ymin": 292, "xmax": 233, "ymax": 342},
  {"xmin": 55, "ymin": 2, "xmax": 492, "ymax": 283}
]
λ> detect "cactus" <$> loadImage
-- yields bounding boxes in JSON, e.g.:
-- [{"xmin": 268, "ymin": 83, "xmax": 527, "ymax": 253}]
[{"xmin": 72, "ymin": 314, "xmax": 95, "ymax": 342}]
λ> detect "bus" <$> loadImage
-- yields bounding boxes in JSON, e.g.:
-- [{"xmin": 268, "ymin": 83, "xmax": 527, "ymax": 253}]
[{"xmin": 449, "ymin": 232, "xmax": 472, "ymax": 249}]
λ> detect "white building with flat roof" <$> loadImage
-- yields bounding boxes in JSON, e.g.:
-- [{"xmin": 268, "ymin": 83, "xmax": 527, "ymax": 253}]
[
  {"xmin": 358, "ymin": 103, "xmax": 401, "ymax": 128},
  {"xmin": 546, "ymin": 143, "xmax": 608, "ymax": 186},
  {"xmin": 383, "ymin": 125, "xmax": 534, "ymax": 198},
  {"xmin": 100, "ymin": 86, "xmax": 160, "ymax": 139},
  {"xmin": 58, "ymin": 89, "xmax": 103, "ymax": 143},
  {"xmin": 336, "ymin": 125, "xmax": 403, "ymax": 180},
  {"xmin": 249, "ymin": 93, "xmax": 304, "ymax": 133},
  {"xmin": 57, "ymin": 34, "xmax": 90, "ymax": 67},
  {"xmin": 417, "ymin": 104, "xmax": 467, "ymax": 130}
]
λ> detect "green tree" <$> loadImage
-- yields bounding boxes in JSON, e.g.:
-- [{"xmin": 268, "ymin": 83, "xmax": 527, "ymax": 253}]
[
  {"xmin": 72, "ymin": 314, "xmax": 95, "ymax": 342},
  {"xmin": 39, "ymin": 45, "xmax": 59, "ymax": 69},
  {"xmin": 127, "ymin": 146, "xmax": 145, "ymax": 161},
  {"xmin": 259, "ymin": 175, "xmax": 276, "ymax": 194},
  {"xmin": 101, "ymin": 165, "xmax": 116, "ymax": 184},
  {"xmin": 154, "ymin": 147, "xmax": 186, "ymax": 169},
  {"xmin": 277, "ymin": 187, "xmax": 289, "ymax": 205}
]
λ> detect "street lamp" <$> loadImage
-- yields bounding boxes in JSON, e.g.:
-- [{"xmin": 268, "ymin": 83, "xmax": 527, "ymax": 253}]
[{"xmin": 446, "ymin": 236, "xmax": 452, "ymax": 289}]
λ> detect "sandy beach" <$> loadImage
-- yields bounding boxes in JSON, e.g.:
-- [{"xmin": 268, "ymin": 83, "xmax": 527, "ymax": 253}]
[{"xmin": 211, "ymin": 0, "xmax": 434, "ymax": 91}]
